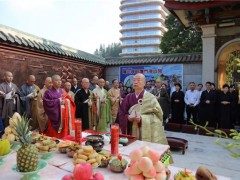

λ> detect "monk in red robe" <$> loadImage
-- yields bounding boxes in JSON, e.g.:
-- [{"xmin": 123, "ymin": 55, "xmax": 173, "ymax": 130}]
[{"xmin": 43, "ymin": 75, "xmax": 76, "ymax": 139}]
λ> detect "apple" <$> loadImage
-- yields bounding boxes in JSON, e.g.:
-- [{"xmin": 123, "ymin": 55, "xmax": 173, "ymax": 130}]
[
  {"xmin": 91, "ymin": 172, "xmax": 104, "ymax": 180},
  {"xmin": 73, "ymin": 163, "xmax": 92, "ymax": 180},
  {"xmin": 90, "ymin": 172, "xmax": 104, "ymax": 180},
  {"xmin": 61, "ymin": 174, "xmax": 73, "ymax": 180}
]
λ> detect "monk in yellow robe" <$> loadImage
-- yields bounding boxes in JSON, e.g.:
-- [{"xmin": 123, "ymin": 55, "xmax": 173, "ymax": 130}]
[
  {"xmin": 118, "ymin": 73, "xmax": 168, "ymax": 145},
  {"xmin": 93, "ymin": 78, "xmax": 111, "ymax": 132}
]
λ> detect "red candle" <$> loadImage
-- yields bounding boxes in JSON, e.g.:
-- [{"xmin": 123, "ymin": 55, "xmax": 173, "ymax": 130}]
[
  {"xmin": 75, "ymin": 119, "xmax": 82, "ymax": 144},
  {"xmin": 111, "ymin": 124, "xmax": 119, "ymax": 155}
]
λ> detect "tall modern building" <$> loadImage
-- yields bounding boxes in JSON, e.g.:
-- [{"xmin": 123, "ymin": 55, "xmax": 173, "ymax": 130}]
[{"xmin": 120, "ymin": 0, "xmax": 169, "ymax": 57}]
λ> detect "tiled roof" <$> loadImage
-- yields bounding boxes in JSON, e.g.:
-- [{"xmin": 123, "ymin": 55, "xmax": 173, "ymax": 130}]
[
  {"xmin": 106, "ymin": 53, "xmax": 202, "ymax": 66},
  {"xmin": 0, "ymin": 24, "xmax": 105, "ymax": 64}
]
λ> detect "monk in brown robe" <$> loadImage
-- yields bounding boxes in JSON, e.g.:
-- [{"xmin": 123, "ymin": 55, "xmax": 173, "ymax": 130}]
[{"xmin": 108, "ymin": 79, "xmax": 122, "ymax": 123}]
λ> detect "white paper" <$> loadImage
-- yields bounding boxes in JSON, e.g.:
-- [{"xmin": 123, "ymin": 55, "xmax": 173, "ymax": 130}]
[
  {"xmin": 27, "ymin": 92, "xmax": 33, "ymax": 97},
  {"xmin": 5, "ymin": 91, "xmax": 12, "ymax": 100},
  {"xmin": 128, "ymin": 110, "xmax": 141, "ymax": 118},
  {"xmin": 83, "ymin": 99, "xmax": 89, "ymax": 103},
  {"xmin": 0, "ymin": 90, "xmax": 5, "ymax": 95}
]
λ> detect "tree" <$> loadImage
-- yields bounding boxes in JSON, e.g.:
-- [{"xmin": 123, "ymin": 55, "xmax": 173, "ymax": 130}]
[
  {"xmin": 94, "ymin": 42, "xmax": 121, "ymax": 58},
  {"xmin": 160, "ymin": 14, "xmax": 202, "ymax": 54}
]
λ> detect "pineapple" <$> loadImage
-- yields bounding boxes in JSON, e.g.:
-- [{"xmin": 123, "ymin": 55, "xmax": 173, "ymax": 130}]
[{"xmin": 13, "ymin": 115, "xmax": 39, "ymax": 172}]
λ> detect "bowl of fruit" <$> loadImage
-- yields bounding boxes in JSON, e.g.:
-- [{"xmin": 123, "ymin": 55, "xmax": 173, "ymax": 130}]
[
  {"xmin": 57, "ymin": 141, "xmax": 73, "ymax": 153},
  {"xmin": 174, "ymin": 169, "xmax": 196, "ymax": 180},
  {"xmin": 67, "ymin": 143, "xmax": 81, "ymax": 158},
  {"xmin": 109, "ymin": 155, "xmax": 128, "ymax": 173},
  {"xmin": 98, "ymin": 151, "xmax": 111, "ymax": 168}
]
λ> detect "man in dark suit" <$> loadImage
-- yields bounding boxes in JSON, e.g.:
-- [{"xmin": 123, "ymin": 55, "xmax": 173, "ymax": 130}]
[
  {"xmin": 71, "ymin": 78, "xmax": 80, "ymax": 94},
  {"xmin": 199, "ymin": 82, "xmax": 216, "ymax": 127}
]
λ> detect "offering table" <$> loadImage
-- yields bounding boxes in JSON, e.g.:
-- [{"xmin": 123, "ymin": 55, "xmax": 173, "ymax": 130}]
[{"xmin": 0, "ymin": 140, "xmax": 230, "ymax": 180}]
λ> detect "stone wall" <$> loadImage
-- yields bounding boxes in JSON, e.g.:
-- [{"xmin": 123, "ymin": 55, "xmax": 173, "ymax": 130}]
[{"xmin": 0, "ymin": 45, "xmax": 104, "ymax": 88}]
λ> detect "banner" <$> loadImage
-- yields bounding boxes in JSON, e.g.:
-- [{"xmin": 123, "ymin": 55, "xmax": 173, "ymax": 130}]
[{"xmin": 119, "ymin": 64, "xmax": 183, "ymax": 88}]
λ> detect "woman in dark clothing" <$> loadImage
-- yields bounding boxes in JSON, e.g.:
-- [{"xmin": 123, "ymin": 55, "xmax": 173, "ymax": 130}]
[
  {"xmin": 218, "ymin": 84, "xmax": 233, "ymax": 129},
  {"xmin": 170, "ymin": 83, "xmax": 185, "ymax": 124},
  {"xmin": 230, "ymin": 84, "xmax": 239, "ymax": 125}
]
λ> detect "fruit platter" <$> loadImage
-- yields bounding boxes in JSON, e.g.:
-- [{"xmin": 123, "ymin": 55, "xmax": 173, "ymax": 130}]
[
  {"xmin": 58, "ymin": 141, "xmax": 73, "ymax": 153},
  {"xmin": 12, "ymin": 159, "xmax": 47, "ymax": 180},
  {"xmin": 72, "ymin": 145, "xmax": 102, "ymax": 168},
  {"xmin": 109, "ymin": 154, "xmax": 128, "ymax": 173},
  {"xmin": 124, "ymin": 146, "xmax": 171, "ymax": 179},
  {"xmin": 32, "ymin": 134, "xmax": 58, "ymax": 159},
  {"xmin": 66, "ymin": 143, "xmax": 82, "ymax": 158},
  {"xmin": 174, "ymin": 169, "xmax": 196, "ymax": 180}
]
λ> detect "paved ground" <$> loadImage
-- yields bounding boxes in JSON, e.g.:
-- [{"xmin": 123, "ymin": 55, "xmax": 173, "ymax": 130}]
[{"xmin": 165, "ymin": 131, "xmax": 240, "ymax": 180}]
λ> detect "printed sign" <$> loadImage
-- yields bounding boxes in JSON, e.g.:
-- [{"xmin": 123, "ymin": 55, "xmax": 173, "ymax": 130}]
[{"xmin": 119, "ymin": 64, "xmax": 183, "ymax": 88}]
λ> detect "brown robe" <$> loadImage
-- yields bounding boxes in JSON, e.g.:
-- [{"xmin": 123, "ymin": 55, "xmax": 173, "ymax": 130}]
[
  {"xmin": 108, "ymin": 88, "xmax": 121, "ymax": 123},
  {"xmin": 36, "ymin": 86, "xmax": 48, "ymax": 132}
]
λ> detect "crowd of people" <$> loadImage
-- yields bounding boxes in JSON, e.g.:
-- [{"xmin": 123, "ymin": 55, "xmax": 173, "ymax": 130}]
[
  {"xmin": 140, "ymin": 80, "xmax": 239, "ymax": 130},
  {"xmin": 0, "ymin": 71, "xmax": 238, "ymax": 141}
]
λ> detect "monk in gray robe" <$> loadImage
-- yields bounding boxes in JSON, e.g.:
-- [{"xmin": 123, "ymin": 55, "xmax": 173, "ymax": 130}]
[
  {"xmin": 19, "ymin": 75, "xmax": 40, "ymax": 130},
  {"xmin": 0, "ymin": 71, "xmax": 20, "ymax": 128}
]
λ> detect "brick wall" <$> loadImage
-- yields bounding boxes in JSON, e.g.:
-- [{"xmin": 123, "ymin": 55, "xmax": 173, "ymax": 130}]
[{"xmin": 0, "ymin": 45, "xmax": 104, "ymax": 88}]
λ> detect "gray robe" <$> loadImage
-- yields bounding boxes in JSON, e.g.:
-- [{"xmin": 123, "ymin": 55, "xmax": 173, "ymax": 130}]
[
  {"xmin": 0, "ymin": 82, "xmax": 20, "ymax": 127},
  {"xmin": 19, "ymin": 83, "xmax": 40, "ymax": 130}
]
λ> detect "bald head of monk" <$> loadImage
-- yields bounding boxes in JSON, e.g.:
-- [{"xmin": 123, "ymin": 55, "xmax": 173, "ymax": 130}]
[
  {"xmin": 52, "ymin": 75, "xmax": 62, "ymax": 89},
  {"xmin": 27, "ymin": 75, "xmax": 36, "ymax": 86},
  {"xmin": 92, "ymin": 75, "xmax": 99, "ymax": 85},
  {"xmin": 98, "ymin": 78, "xmax": 105, "ymax": 88},
  {"xmin": 133, "ymin": 73, "xmax": 146, "ymax": 93},
  {"xmin": 81, "ymin": 78, "xmax": 90, "ymax": 90},
  {"xmin": 44, "ymin": 77, "xmax": 52, "ymax": 89},
  {"xmin": 64, "ymin": 82, "xmax": 72, "ymax": 92},
  {"xmin": 4, "ymin": 71, "xmax": 13, "ymax": 83}
]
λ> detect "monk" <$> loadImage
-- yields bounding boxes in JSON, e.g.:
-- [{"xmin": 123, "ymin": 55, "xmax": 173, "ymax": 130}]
[
  {"xmin": 0, "ymin": 71, "xmax": 20, "ymax": 128},
  {"xmin": 19, "ymin": 75, "xmax": 40, "ymax": 130},
  {"xmin": 118, "ymin": 73, "xmax": 168, "ymax": 145},
  {"xmin": 75, "ymin": 78, "xmax": 94, "ymax": 130},
  {"xmin": 43, "ymin": 75, "xmax": 76, "ymax": 138},
  {"xmin": 36, "ymin": 77, "xmax": 52, "ymax": 133},
  {"xmin": 93, "ymin": 78, "xmax": 112, "ymax": 132},
  {"xmin": 64, "ymin": 82, "xmax": 75, "ymax": 100},
  {"xmin": 108, "ymin": 79, "xmax": 122, "ymax": 123}
]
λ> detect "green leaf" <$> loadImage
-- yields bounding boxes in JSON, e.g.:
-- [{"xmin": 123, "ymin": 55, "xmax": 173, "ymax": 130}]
[{"xmin": 215, "ymin": 139, "xmax": 221, "ymax": 144}]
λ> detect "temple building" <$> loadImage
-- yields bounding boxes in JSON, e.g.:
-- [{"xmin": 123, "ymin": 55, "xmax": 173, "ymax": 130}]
[
  {"xmin": 119, "ymin": 0, "xmax": 169, "ymax": 56},
  {"xmin": 164, "ymin": 0, "xmax": 240, "ymax": 88}
]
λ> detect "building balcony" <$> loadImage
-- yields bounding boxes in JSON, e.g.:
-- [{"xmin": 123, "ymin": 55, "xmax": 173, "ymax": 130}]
[
  {"xmin": 120, "ymin": 17, "xmax": 165, "ymax": 26},
  {"xmin": 121, "ymin": 43, "xmax": 160, "ymax": 48},
  {"xmin": 120, "ymin": 9, "xmax": 166, "ymax": 18},
  {"xmin": 120, "ymin": 34, "xmax": 162, "ymax": 40},
  {"xmin": 120, "ymin": 1, "xmax": 163, "ymax": 10},
  {"xmin": 120, "ymin": 26, "xmax": 166, "ymax": 33}
]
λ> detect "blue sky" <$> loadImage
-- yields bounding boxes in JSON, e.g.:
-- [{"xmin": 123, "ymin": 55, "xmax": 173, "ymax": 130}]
[{"xmin": 0, "ymin": 0, "xmax": 121, "ymax": 54}]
